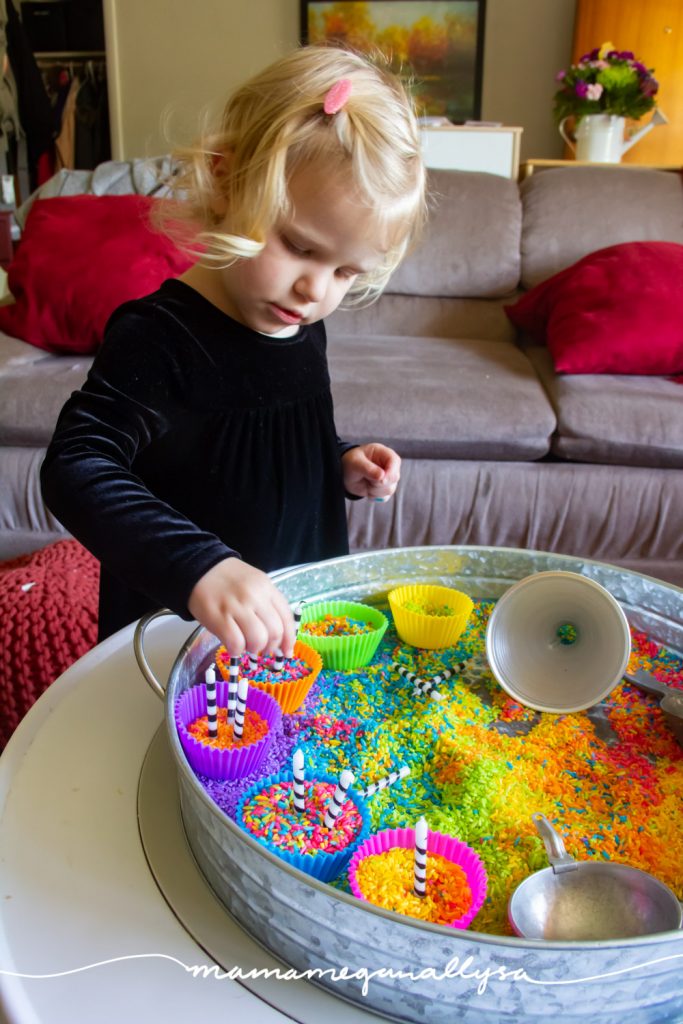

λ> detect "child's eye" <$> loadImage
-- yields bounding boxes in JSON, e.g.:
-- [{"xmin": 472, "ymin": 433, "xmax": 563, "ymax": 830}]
[
  {"xmin": 281, "ymin": 234, "xmax": 309, "ymax": 256},
  {"xmin": 336, "ymin": 267, "xmax": 359, "ymax": 280}
]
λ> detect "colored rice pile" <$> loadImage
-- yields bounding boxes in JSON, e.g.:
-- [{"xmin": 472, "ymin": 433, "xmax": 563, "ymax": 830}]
[
  {"xmin": 301, "ymin": 614, "xmax": 375, "ymax": 636},
  {"xmin": 216, "ymin": 649, "xmax": 311, "ymax": 684},
  {"xmin": 187, "ymin": 707, "xmax": 268, "ymax": 749},
  {"xmin": 355, "ymin": 847, "xmax": 472, "ymax": 925},
  {"xmin": 192, "ymin": 600, "xmax": 683, "ymax": 935},
  {"xmin": 241, "ymin": 778, "xmax": 363, "ymax": 854}
]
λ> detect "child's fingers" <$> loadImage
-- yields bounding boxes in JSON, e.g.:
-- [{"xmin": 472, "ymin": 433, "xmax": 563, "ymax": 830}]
[{"xmin": 272, "ymin": 588, "xmax": 296, "ymax": 657}]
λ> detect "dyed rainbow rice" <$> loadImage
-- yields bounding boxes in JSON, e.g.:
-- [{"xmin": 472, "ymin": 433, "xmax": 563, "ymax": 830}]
[
  {"xmin": 192, "ymin": 599, "xmax": 683, "ymax": 935},
  {"xmin": 187, "ymin": 706, "xmax": 268, "ymax": 749},
  {"xmin": 241, "ymin": 778, "xmax": 364, "ymax": 854},
  {"xmin": 215, "ymin": 648, "xmax": 311, "ymax": 685},
  {"xmin": 355, "ymin": 847, "xmax": 472, "ymax": 925},
  {"xmin": 301, "ymin": 614, "xmax": 375, "ymax": 637}
]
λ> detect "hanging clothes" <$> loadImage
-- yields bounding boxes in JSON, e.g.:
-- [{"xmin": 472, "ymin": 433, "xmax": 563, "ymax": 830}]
[
  {"xmin": 55, "ymin": 73, "xmax": 80, "ymax": 170},
  {"xmin": 74, "ymin": 62, "xmax": 110, "ymax": 170},
  {"xmin": 5, "ymin": 0, "xmax": 54, "ymax": 189}
]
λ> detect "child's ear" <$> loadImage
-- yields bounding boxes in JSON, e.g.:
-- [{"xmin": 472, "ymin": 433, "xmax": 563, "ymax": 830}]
[{"xmin": 210, "ymin": 151, "xmax": 233, "ymax": 218}]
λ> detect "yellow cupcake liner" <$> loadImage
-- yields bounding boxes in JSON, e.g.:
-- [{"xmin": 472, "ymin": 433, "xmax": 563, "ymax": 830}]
[
  {"xmin": 388, "ymin": 584, "xmax": 474, "ymax": 650},
  {"xmin": 299, "ymin": 600, "xmax": 388, "ymax": 670}
]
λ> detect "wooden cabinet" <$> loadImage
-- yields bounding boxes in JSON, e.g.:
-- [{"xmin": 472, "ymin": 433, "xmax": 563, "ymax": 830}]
[{"xmin": 571, "ymin": 0, "xmax": 683, "ymax": 165}]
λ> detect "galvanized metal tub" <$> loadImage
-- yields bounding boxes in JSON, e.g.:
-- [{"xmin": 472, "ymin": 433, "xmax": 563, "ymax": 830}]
[{"xmin": 135, "ymin": 546, "xmax": 683, "ymax": 1024}]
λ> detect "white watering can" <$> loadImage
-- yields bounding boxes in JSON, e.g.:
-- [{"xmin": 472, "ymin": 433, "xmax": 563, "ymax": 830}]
[{"xmin": 559, "ymin": 108, "xmax": 668, "ymax": 163}]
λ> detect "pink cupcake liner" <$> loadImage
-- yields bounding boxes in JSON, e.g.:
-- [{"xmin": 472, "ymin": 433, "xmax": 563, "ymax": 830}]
[
  {"xmin": 175, "ymin": 681, "xmax": 282, "ymax": 781},
  {"xmin": 348, "ymin": 826, "xmax": 487, "ymax": 929}
]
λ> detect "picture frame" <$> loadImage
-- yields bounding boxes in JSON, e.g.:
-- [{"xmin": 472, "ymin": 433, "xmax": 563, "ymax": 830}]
[{"xmin": 300, "ymin": 1, "xmax": 486, "ymax": 123}]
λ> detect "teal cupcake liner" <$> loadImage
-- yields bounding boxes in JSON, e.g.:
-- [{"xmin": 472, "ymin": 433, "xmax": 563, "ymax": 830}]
[{"xmin": 236, "ymin": 770, "xmax": 370, "ymax": 883}]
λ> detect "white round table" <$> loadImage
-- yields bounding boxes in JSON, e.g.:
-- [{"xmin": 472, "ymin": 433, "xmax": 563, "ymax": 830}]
[{"xmin": 0, "ymin": 616, "xmax": 378, "ymax": 1024}]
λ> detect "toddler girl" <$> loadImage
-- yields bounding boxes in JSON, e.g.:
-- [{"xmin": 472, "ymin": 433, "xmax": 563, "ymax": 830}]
[{"xmin": 41, "ymin": 46, "xmax": 426, "ymax": 655}]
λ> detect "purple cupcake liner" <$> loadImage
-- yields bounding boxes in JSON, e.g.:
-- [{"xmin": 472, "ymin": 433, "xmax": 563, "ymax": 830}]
[
  {"xmin": 236, "ymin": 770, "xmax": 371, "ymax": 883},
  {"xmin": 175, "ymin": 681, "xmax": 282, "ymax": 781},
  {"xmin": 348, "ymin": 826, "xmax": 487, "ymax": 929}
]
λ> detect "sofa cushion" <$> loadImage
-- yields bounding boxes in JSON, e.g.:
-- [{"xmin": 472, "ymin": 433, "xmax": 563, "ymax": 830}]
[
  {"xmin": 505, "ymin": 241, "xmax": 683, "ymax": 375},
  {"xmin": 520, "ymin": 167, "xmax": 683, "ymax": 289},
  {"xmin": 386, "ymin": 169, "xmax": 521, "ymax": 298},
  {"xmin": 329, "ymin": 334, "xmax": 555, "ymax": 460},
  {"xmin": 527, "ymin": 346, "xmax": 683, "ymax": 468},
  {"xmin": 0, "ymin": 331, "xmax": 93, "ymax": 445},
  {"xmin": 328, "ymin": 294, "xmax": 518, "ymax": 343}
]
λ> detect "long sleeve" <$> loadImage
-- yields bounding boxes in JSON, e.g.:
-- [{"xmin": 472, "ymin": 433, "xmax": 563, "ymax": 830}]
[
  {"xmin": 41, "ymin": 309, "xmax": 235, "ymax": 620},
  {"xmin": 41, "ymin": 280, "xmax": 350, "ymax": 637}
]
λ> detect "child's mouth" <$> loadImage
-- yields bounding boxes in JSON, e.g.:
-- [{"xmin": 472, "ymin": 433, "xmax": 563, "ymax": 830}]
[{"xmin": 271, "ymin": 303, "xmax": 303, "ymax": 325}]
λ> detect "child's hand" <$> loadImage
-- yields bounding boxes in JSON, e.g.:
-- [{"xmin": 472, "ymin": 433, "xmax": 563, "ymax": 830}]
[
  {"xmin": 187, "ymin": 557, "xmax": 296, "ymax": 656},
  {"xmin": 342, "ymin": 443, "xmax": 401, "ymax": 502}
]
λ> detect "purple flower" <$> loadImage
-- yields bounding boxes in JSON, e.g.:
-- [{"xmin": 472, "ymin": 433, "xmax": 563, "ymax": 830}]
[
  {"xmin": 575, "ymin": 80, "xmax": 589, "ymax": 99},
  {"xmin": 641, "ymin": 76, "xmax": 659, "ymax": 97},
  {"xmin": 555, "ymin": 69, "xmax": 566, "ymax": 82}
]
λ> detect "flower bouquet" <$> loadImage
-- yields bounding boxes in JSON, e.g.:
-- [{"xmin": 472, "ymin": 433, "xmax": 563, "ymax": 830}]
[{"xmin": 553, "ymin": 42, "xmax": 658, "ymax": 124}]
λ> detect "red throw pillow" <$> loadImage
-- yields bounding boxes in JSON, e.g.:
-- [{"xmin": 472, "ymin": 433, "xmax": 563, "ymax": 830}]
[
  {"xmin": 505, "ymin": 241, "xmax": 683, "ymax": 374},
  {"xmin": 0, "ymin": 194, "xmax": 193, "ymax": 354}
]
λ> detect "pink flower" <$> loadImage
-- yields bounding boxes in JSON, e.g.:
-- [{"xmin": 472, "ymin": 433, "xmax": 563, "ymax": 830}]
[{"xmin": 586, "ymin": 83, "xmax": 604, "ymax": 100}]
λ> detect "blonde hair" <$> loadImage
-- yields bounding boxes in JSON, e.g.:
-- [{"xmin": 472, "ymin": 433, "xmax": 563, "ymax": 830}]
[{"xmin": 158, "ymin": 46, "xmax": 426, "ymax": 304}]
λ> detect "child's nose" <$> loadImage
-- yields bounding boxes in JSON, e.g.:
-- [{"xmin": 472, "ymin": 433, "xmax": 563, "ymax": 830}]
[{"xmin": 295, "ymin": 268, "xmax": 328, "ymax": 303}]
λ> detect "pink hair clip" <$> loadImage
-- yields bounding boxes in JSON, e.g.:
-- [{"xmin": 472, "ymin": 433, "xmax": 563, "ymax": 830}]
[{"xmin": 323, "ymin": 78, "xmax": 352, "ymax": 116}]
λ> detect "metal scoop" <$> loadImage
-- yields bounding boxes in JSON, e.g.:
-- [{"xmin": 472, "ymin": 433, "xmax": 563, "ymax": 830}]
[
  {"xmin": 625, "ymin": 668, "xmax": 683, "ymax": 746},
  {"xmin": 508, "ymin": 813, "xmax": 682, "ymax": 941}
]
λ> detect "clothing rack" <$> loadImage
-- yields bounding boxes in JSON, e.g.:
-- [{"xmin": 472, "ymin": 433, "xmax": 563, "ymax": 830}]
[
  {"xmin": 36, "ymin": 51, "xmax": 106, "ymax": 68},
  {"xmin": 36, "ymin": 50, "xmax": 111, "ymax": 174}
]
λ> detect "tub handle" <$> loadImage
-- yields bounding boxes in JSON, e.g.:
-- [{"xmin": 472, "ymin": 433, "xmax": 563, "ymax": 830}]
[
  {"xmin": 133, "ymin": 608, "xmax": 176, "ymax": 700},
  {"xmin": 532, "ymin": 812, "xmax": 578, "ymax": 874}
]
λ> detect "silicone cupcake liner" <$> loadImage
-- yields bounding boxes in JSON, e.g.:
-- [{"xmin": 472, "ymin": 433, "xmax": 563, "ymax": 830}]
[
  {"xmin": 236, "ymin": 770, "xmax": 371, "ymax": 883},
  {"xmin": 175, "ymin": 681, "xmax": 282, "ymax": 782},
  {"xmin": 388, "ymin": 584, "xmax": 474, "ymax": 650},
  {"xmin": 299, "ymin": 600, "xmax": 388, "ymax": 670},
  {"xmin": 241, "ymin": 640, "xmax": 322, "ymax": 714},
  {"xmin": 348, "ymin": 826, "xmax": 487, "ymax": 929}
]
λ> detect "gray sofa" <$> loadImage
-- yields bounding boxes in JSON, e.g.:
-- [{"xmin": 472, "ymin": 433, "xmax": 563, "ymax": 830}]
[{"xmin": 1, "ymin": 164, "xmax": 682, "ymax": 585}]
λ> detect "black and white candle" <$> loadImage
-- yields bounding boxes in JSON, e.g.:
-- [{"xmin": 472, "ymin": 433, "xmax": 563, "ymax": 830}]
[
  {"xmin": 362, "ymin": 764, "xmax": 410, "ymax": 799},
  {"xmin": 392, "ymin": 663, "xmax": 444, "ymax": 702},
  {"xmin": 323, "ymin": 768, "xmax": 355, "ymax": 829},
  {"xmin": 232, "ymin": 676, "xmax": 249, "ymax": 740},
  {"xmin": 413, "ymin": 816, "xmax": 428, "ymax": 898},
  {"xmin": 292, "ymin": 748, "xmax": 306, "ymax": 813},
  {"xmin": 273, "ymin": 648, "xmax": 285, "ymax": 672},
  {"xmin": 227, "ymin": 655, "xmax": 240, "ymax": 723},
  {"xmin": 247, "ymin": 651, "xmax": 260, "ymax": 674},
  {"xmin": 205, "ymin": 666, "xmax": 218, "ymax": 738},
  {"xmin": 293, "ymin": 601, "xmax": 305, "ymax": 634}
]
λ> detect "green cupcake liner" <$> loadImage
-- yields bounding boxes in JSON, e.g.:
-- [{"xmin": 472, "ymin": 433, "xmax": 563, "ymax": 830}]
[{"xmin": 299, "ymin": 600, "xmax": 388, "ymax": 671}]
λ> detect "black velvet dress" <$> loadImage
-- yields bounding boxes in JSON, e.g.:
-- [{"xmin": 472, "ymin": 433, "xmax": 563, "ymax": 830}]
[{"xmin": 40, "ymin": 280, "xmax": 352, "ymax": 640}]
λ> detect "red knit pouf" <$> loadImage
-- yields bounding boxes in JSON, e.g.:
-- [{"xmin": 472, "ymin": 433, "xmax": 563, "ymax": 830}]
[{"xmin": 0, "ymin": 540, "xmax": 99, "ymax": 749}]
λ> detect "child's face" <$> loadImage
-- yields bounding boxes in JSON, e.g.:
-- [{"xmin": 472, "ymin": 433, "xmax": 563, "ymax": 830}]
[{"xmin": 214, "ymin": 165, "xmax": 387, "ymax": 333}]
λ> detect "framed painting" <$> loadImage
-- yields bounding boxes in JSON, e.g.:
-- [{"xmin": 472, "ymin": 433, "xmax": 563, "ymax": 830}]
[{"xmin": 300, "ymin": 1, "xmax": 486, "ymax": 123}]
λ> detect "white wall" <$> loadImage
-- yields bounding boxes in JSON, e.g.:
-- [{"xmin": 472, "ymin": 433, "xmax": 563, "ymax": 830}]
[
  {"xmin": 105, "ymin": 0, "xmax": 576, "ymax": 163},
  {"xmin": 483, "ymin": 0, "xmax": 577, "ymax": 160}
]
